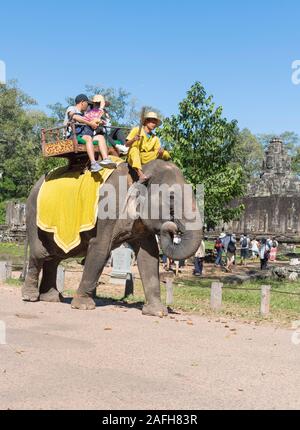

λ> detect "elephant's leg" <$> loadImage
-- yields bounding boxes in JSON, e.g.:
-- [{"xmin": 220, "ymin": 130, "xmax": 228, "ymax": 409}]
[
  {"xmin": 132, "ymin": 235, "xmax": 168, "ymax": 317},
  {"xmin": 39, "ymin": 259, "xmax": 63, "ymax": 303},
  {"xmin": 22, "ymin": 256, "xmax": 43, "ymax": 302},
  {"xmin": 71, "ymin": 224, "xmax": 114, "ymax": 311}
]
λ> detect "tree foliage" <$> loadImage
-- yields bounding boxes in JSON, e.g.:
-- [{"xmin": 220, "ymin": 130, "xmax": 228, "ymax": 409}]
[
  {"xmin": 0, "ymin": 82, "xmax": 49, "ymax": 200},
  {"xmin": 234, "ymin": 128, "xmax": 264, "ymax": 180},
  {"xmin": 159, "ymin": 82, "xmax": 247, "ymax": 228}
]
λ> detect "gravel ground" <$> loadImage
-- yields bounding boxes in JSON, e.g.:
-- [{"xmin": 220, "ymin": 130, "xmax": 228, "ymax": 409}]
[{"xmin": 0, "ymin": 284, "xmax": 300, "ymax": 410}]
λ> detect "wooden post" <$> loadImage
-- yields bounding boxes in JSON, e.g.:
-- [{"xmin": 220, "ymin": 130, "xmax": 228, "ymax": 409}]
[
  {"xmin": 56, "ymin": 265, "xmax": 65, "ymax": 293},
  {"xmin": 166, "ymin": 278, "xmax": 174, "ymax": 306},
  {"xmin": 211, "ymin": 281, "xmax": 223, "ymax": 311},
  {"xmin": 260, "ymin": 285, "xmax": 271, "ymax": 316}
]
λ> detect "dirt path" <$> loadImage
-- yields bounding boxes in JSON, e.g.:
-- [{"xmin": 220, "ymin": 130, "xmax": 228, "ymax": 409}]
[{"xmin": 0, "ymin": 284, "xmax": 300, "ymax": 410}]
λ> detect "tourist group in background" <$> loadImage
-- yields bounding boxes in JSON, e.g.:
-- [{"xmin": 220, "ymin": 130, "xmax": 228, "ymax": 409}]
[
  {"xmin": 214, "ymin": 233, "xmax": 279, "ymax": 272},
  {"xmin": 160, "ymin": 233, "xmax": 279, "ymax": 276}
]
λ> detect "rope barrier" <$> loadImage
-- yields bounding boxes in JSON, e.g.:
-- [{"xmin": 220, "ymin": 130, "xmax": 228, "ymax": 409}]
[
  {"xmin": 267, "ymin": 290, "xmax": 300, "ymax": 297},
  {"xmin": 174, "ymin": 282, "xmax": 261, "ymax": 292},
  {"xmin": 52, "ymin": 267, "xmax": 300, "ymax": 296},
  {"xmin": 172, "ymin": 281, "xmax": 300, "ymax": 296}
]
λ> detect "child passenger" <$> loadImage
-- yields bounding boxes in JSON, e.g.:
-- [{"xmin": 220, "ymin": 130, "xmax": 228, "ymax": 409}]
[{"xmin": 81, "ymin": 94, "xmax": 116, "ymax": 171}]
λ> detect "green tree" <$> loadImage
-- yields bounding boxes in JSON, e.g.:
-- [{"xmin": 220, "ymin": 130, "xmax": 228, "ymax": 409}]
[
  {"xmin": 159, "ymin": 82, "xmax": 246, "ymax": 229},
  {"xmin": 0, "ymin": 81, "xmax": 64, "ymax": 205},
  {"xmin": 0, "ymin": 80, "xmax": 35, "ymax": 164},
  {"xmin": 46, "ymin": 101, "xmax": 67, "ymax": 122},
  {"xmin": 234, "ymin": 128, "xmax": 264, "ymax": 180},
  {"xmin": 0, "ymin": 81, "xmax": 37, "ymax": 200}
]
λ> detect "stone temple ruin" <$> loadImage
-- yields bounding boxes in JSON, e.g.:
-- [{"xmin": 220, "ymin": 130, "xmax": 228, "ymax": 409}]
[
  {"xmin": 0, "ymin": 202, "xmax": 26, "ymax": 242},
  {"xmin": 227, "ymin": 138, "xmax": 300, "ymax": 242}
]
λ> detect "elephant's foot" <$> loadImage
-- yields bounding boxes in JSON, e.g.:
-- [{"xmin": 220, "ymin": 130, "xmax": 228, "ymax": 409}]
[
  {"xmin": 22, "ymin": 285, "xmax": 39, "ymax": 302},
  {"xmin": 142, "ymin": 303, "xmax": 168, "ymax": 318},
  {"xmin": 39, "ymin": 289, "xmax": 63, "ymax": 303},
  {"xmin": 71, "ymin": 296, "xmax": 96, "ymax": 311}
]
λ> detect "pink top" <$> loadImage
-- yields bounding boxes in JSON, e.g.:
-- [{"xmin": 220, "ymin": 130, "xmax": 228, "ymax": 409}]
[{"xmin": 84, "ymin": 108, "xmax": 104, "ymax": 123}]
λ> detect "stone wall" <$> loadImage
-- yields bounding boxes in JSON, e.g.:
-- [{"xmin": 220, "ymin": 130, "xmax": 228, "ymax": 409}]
[{"xmin": 225, "ymin": 196, "xmax": 300, "ymax": 242}]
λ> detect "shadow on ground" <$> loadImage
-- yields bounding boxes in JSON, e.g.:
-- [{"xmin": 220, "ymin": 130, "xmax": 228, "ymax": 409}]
[{"xmin": 62, "ymin": 296, "xmax": 179, "ymax": 314}]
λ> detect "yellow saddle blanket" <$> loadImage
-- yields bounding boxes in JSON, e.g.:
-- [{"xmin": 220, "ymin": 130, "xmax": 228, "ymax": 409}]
[{"xmin": 37, "ymin": 157, "xmax": 124, "ymax": 253}]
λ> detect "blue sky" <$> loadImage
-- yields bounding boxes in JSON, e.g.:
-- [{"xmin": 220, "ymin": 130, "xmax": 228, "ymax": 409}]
[{"xmin": 1, "ymin": 0, "xmax": 300, "ymax": 134}]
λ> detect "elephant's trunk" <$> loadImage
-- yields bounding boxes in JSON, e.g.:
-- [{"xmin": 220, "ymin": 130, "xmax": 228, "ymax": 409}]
[{"xmin": 160, "ymin": 221, "xmax": 202, "ymax": 260}]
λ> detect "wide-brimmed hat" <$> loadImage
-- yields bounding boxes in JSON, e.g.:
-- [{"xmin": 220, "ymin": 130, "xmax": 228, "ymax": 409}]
[
  {"xmin": 91, "ymin": 94, "xmax": 105, "ymax": 108},
  {"xmin": 143, "ymin": 112, "xmax": 162, "ymax": 126},
  {"xmin": 219, "ymin": 233, "xmax": 226, "ymax": 239}
]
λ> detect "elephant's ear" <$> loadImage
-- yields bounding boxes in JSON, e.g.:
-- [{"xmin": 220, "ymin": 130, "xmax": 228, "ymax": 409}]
[{"xmin": 121, "ymin": 182, "xmax": 148, "ymax": 221}]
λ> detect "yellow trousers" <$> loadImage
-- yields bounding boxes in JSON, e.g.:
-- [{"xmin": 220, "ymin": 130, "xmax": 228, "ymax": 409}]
[{"xmin": 128, "ymin": 147, "xmax": 171, "ymax": 170}]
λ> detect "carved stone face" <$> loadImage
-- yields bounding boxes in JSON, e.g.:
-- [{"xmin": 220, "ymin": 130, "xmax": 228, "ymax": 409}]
[{"xmin": 266, "ymin": 155, "xmax": 274, "ymax": 169}]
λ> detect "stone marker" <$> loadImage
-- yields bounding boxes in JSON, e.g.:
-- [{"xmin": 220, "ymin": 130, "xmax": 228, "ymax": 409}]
[
  {"xmin": 6, "ymin": 262, "xmax": 12, "ymax": 279},
  {"xmin": 0, "ymin": 261, "xmax": 12, "ymax": 282},
  {"xmin": 0, "ymin": 261, "xmax": 7, "ymax": 282},
  {"xmin": 260, "ymin": 285, "xmax": 271, "ymax": 316},
  {"xmin": 210, "ymin": 281, "xmax": 223, "ymax": 311},
  {"xmin": 56, "ymin": 265, "xmax": 65, "ymax": 293},
  {"xmin": 110, "ymin": 246, "xmax": 134, "ymax": 290},
  {"xmin": 165, "ymin": 278, "xmax": 174, "ymax": 306}
]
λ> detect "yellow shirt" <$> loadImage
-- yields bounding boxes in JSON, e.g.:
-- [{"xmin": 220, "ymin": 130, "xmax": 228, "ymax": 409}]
[
  {"xmin": 126, "ymin": 127, "xmax": 161, "ymax": 152},
  {"xmin": 126, "ymin": 126, "xmax": 171, "ymax": 169}
]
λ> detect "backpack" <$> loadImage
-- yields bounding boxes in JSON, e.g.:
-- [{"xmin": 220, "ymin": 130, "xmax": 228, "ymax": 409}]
[
  {"xmin": 241, "ymin": 237, "xmax": 248, "ymax": 248},
  {"xmin": 228, "ymin": 240, "xmax": 236, "ymax": 253}
]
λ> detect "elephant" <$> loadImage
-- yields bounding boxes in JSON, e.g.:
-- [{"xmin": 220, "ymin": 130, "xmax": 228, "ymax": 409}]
[{"xmin": 22, "ymin": 159, "xmax": 202, "ymax": 317}]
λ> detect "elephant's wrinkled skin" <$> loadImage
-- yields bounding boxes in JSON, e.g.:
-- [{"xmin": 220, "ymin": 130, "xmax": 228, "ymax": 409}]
[{"xmin": 22, "ymin": 160, "xmax": 202, "ymax": 316}]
